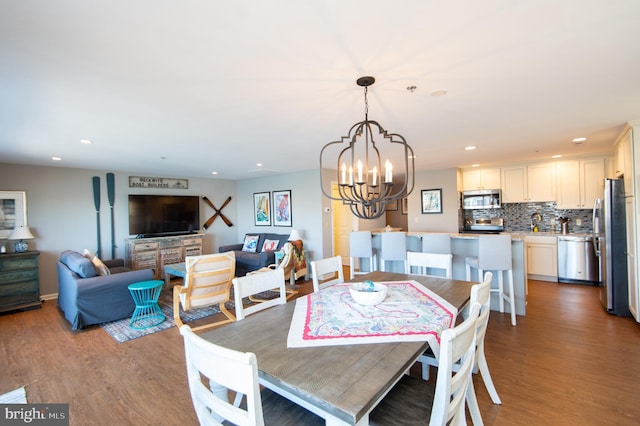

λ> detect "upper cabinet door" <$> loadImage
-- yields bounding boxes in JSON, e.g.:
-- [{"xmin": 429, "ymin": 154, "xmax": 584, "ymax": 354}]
[
  {"xmin": 461, "ymin": 168, "xmax": 501, "ymax": 191},
  {"xmin": 556, "ymin": 161, "xmax": 581, "ymax": 209},
  {"xmin": 580, "ymin": 158, "xmax": 605, "ymax": 209},
  {"xmin": 526, "ymin": 163, "xmax": 556, "ymax": 202},
  {"xmin": 501, "ymin": 166, "xmax": 527, "ymax": 202}
]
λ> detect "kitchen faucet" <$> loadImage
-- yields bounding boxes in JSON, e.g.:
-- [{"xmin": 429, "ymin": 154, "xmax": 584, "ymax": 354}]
[{"xmin": 531, "ymin": 212, "xmax": 542, "ymax": 232}]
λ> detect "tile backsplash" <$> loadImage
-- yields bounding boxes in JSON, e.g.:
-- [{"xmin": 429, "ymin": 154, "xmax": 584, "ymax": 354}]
[{"xmin": 464, "ymin": 202, "xmax": 593, "ymax": 233}]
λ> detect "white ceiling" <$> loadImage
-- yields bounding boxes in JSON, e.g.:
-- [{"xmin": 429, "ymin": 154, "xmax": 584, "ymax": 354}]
[{"xmin": 1, "ymin": 1, "xmax": 640, "ymax": 181}]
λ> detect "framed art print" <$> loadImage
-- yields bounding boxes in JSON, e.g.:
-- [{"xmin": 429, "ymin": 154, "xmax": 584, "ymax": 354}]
[
  {"xmin": 386, "ymin": 199, "xmax": 398, "ymax": 211},
  {"xmin": 273, "ymin": 190, "xmax": 292, "ymax": 227},
  {"xmin": 0, "ymin": 191, "xmax": 27, "ymax": 238},
  {"xmin": 421, "ymin": 189, "xmax": 442, "ymax": 214},
  {"xmin": 401, "ymin": 197, "xmax": 408, "ymax": 215},
  {"xmin": 253, "ymin": 192, "xmax": 271, "ymax": 226}
]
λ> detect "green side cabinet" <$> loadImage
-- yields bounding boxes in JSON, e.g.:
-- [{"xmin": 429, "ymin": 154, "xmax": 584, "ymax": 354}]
[{"xmin": 0, "ymin": 251, "xmax": 41, "ymax": 313}]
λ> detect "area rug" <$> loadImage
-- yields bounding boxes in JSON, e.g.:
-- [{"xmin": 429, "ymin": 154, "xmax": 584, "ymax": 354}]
[
  {"xmin": 0, "ymin": 387, "xmax": 27, "ymax": 403},
  {"xmin": 100, "ymin": 301, "xmax": 222, "ymax": 344}
]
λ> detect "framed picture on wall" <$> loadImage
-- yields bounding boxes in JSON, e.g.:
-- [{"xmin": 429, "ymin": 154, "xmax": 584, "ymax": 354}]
[
  {"xmin": 421, "ymin": 189, "xmax": 442, "ymax": 214},
  {"xmin": 401, "ymin": 197, "xmax": 408, "ymax": 215},
  {"xmin": 386, "ymin": 199, "xmax": 398, "ymax": 211},
  {"xmin": 253, "ymin": 192, "xmax": 271, "ymax": 226},
  {"xmin": 273, "ymin": 190, "xmax": 292, "ymax": 227},
  {"xmin": 0, "ymin": 191, "xmax": 27, "ymax": 238}
]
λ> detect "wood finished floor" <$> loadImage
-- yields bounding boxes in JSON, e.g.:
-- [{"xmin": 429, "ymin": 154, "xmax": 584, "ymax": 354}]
[{"xmin": 1, "ymin": 276, "xmax": 639, "ymax": 425}]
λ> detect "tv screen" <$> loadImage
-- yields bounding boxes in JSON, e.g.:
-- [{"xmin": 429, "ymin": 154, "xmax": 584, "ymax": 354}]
[{"xmin": 128, "ymin": 195, "xmax": 200, "ymax": 237}]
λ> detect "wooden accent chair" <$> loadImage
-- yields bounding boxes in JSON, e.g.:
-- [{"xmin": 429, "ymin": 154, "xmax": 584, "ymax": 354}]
[
  {"xmin": 173, "ymin": 252, "xmax": 236, "ymax": 332},
  {"xmin": 179, "ymin": 325, "xmax": 323, "ymax": 426},
  {"xmin": 418, "ymin": 272, "xmax": 501, "ymax": 426},
  {"xmin": 310, "ymin": 256, "xmax": 344, "ymax": 292},
  {"xmin": 232, "ymin": 268, "xmax": 287, "ymax": 321},
  {"xmin": 369, "ymin": 302, "xmax": 481, "ymax": 426},
  {"xmin": 247, "ymin": 242, "xmax": 298, "ymax": 301}
]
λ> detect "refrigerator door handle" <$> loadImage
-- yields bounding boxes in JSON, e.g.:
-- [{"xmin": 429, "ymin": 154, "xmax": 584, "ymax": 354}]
[{"xmin": 592, "ymin": 198, "xmax": 601, "ymax": 256}]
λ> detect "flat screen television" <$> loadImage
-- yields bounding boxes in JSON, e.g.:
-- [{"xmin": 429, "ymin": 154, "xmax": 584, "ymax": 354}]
[{"xmin": 128, "ymin": 195, "xmax": 200, "ymax": 237}]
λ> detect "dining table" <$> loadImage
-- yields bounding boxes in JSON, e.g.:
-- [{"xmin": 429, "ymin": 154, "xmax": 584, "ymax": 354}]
[{"xmin": 200, "ymin": 270, "xmax": 474, "ymax": 425}]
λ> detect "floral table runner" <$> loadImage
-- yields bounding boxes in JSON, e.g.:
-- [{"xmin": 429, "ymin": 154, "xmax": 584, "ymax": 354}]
[{"xmin": 287, "ymin": 280, "xmax": 458, "ymax": 354}]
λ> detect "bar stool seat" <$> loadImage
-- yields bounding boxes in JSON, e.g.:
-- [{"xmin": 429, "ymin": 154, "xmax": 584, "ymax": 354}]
[
  {"xmin": 128, "ymin": 280, "xmax": 165, "ymax": 329},
  {"xmin": 465, "ymin": 235, "xmax": 516, "ymax": 326},
  {"xmin": 349, "ymin": 231, "xmax": 377, "ymax": 279}
]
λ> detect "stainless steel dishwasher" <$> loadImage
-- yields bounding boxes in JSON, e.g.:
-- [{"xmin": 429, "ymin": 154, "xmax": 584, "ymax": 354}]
[{"xmin": 557, "ymin": 235, "xmax": 599, "ymax": 284}]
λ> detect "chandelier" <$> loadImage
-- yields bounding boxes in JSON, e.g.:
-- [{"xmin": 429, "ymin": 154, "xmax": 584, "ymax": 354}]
[{"xmin": 320, "ymin": 76, "xmax": 415, "ymax": 219}]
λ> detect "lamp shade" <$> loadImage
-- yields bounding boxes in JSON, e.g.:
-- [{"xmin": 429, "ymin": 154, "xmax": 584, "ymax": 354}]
[
  {"xmin": 9, "ymin": 226, "xmax": 34, "ymax": 240},
  {"xmin": 288, "ymin": 229, "xmax": 302, "ymax": 241}
]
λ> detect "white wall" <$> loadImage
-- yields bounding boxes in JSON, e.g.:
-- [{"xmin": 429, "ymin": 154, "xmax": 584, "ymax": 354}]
[
  {"xmin": 407, "ymin": 168, "xmax": 460, "ymax": 232},
  {"xmin": 0, "ymin": 163, "xmax": 237, "ymax": 297},
  {"xmin": 235, "ymin": 169, "xmax": 325, "ymax": 261}
]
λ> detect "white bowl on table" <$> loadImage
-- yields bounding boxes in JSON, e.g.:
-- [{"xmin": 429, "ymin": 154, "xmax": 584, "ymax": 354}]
[{"xmin": 349, "ymin": 283, "xmax": 388, "ymax": 306}]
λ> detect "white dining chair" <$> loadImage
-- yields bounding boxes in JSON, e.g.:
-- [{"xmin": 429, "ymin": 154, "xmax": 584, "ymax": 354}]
[
  {"xmin": 465, "ymin": 234, "xmax": 516, "ymax": 326},
  {"xmin": 349, "ymin": 231, "xmax": 377, "ymax": 279},
  {"xmin": 232, "ymin": 268, "xmax": 287, "ymax": 320},
  {"xmin": 310, "ymin": 256, "xmax": 344, "ymax": 292},
  {"xmin": 379, "ymin": 232, "xmax": 407, "ymax": 272},
  {"xmin": 406, "ymin": 251, "xmax": 453, "ymax": 278},
  {"xmin": 369, "ymin": 302, "xmax": 481, "ymax": 426},
  {"xmin": 418, "ymin": 272, "xmax": 501, "ymax": 426},
  {"xmin": 179, "ymin": 325, "xmax": 324, "ymax": 426}
]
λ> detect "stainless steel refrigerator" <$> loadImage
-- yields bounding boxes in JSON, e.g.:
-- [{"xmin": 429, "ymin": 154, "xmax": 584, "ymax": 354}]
[{"xmin": 593, "ymin": 178, "xmax": 631, "ymax": 316}]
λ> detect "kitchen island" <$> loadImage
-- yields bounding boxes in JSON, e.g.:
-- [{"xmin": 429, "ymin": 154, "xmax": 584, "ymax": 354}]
[{"xmin": 368, "ymin": 232, "xmax": 526, "ymax": 316}]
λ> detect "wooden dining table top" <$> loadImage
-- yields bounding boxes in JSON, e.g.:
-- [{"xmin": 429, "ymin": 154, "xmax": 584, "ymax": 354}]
[{"xmin": 201, "ymin": 270, "xmax": 474, "ymax": 425}]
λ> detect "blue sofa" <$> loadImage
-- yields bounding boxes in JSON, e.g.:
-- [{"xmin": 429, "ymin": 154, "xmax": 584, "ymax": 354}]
[
  {"xmin": 219, "ymin": 233, "xmax": 290, "ymax": 276},
  {"xmin": 56, "ymin": 250, "xmax": 154, "ymax": 330}
]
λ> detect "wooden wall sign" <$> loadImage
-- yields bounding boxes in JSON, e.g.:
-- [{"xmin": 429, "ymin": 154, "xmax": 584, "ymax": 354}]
[{"xmin": 129, "ymin": 176, "xmax": 189, "ymax": 189}]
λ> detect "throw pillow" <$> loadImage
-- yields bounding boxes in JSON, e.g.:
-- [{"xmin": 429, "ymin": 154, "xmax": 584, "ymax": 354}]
[
  {"xmin": 91, "ymin": 256, "xmax": 111, "ymax": 276},
  {"xmin": 82, "ymin": 248, "xmax": 95, "ymax": 260},
  {"xmin": 60, "ymin": 250, "xmax": 98, "ymax": 278},
  {"xmin": 261, "ymin": 239, "xmax": 279, "ymax": 252},
  {"xmin": 241, "ymin": 235, "xmax": 259, "ymax": 252}
]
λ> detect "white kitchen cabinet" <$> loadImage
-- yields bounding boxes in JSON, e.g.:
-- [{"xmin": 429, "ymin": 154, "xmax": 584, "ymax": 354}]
[
  {"xmin": 525, "ymin": 235, "xmax": 558, "ymax": 282},
  {"xmin": 502, "ymin": 163, "xmax": 555, "ymax": 203},
  {"xmin": 556, "ymin": 158, "xmax": 604, "ymax": 209},
  {"xmin": 462, "ymin": 167, "xmax": 501, "ymax": 191}
]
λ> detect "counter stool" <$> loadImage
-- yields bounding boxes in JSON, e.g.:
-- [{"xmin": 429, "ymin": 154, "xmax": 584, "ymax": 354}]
[
  {"xmin": 349, "ymin": 231, "xmax": 377, "ymax": 279},
  {"xmin": 421, "ymin": 233, "xmax": 452, "ymax": 254},
  {"xmin": 379, "ymin": 232, "xmax": 407, "ymax": 272},
  {"xmin": 128, "ymin": 280, "xmax": 165, "ymax": 330},
  {"xmin": 465, "ymin": 235, "xmax": 516, "ymax": 326}
]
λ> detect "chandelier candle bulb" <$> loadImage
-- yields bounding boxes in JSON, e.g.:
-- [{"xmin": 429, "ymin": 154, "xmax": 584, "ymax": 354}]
[
  {"xmin": 348, "ymin": 166, "xmax": 354, "ymax": 185},
  {"xmin": 372, "ymin": 166, "xmax": 378, "ymax": 186},
  {"xmin": 385, "ymin": 160, "xmax": 393, "ymax": 183},
  {"xmin": 341, "ymin": 163, "xmax": 347, "ymax": 185},
  {"xmin": 357, "ymin": 160, "xmax": 363, "ymax": 183}
]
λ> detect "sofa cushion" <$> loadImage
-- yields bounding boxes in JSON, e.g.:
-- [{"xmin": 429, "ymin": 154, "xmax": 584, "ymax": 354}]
[
  {"xmin": 261, "ymin": 239, "xmax": 279, "ymax": 252},
  {"xmin": 241, "ymin": 235, "xmax": 259, "ymax": 252},
  {"xmin": 60, "ymin": 250, "xmax": 98, "ymax": 278}
]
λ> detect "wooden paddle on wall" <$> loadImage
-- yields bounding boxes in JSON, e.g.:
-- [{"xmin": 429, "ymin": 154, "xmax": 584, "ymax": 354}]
[
  {"xmin": 106, "ymin": 172, "xmax": 115, "ymax": 259},
  {"xmin": 202, "ymin": 196, "xmax": 233, "ymax": 228},
  {"xmin": 92, "ymin": 176, "xmax": 101, "ymax": 258}
]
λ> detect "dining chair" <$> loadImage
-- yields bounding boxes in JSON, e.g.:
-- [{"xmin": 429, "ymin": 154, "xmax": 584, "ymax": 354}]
[
  {"xmin": 418, "ymin": 272, "xmax": 501, "ymax": 425},
  {"xmin": 232, "ymin": 268, "xmax": 287, "ymax": 321},
  {"xmin": 379, "ymin": 232, "xmax": 407, "ymax": 272},
  {"xmin": 349, "ymin": 231, "xmax": 377, "ymax": 279},
  {"xmin": 369, "ymin": 302, "xmax": 481, "ymax": 426},
  {"xmin": 310, "ymin": 256, "xmax": 344, "ymax": 292},
  {"xmin": 173, "ymin": 251, "xmax": 236, "ymax": 332},
  {"xmin": 179, "ymin": 325, "xmax": 324, "ymax": 426},
  {"xmin": 465, "ymin": 234, "xmax": 517, "ymax": 326},
  {"xmin": 247, "ymin": 242, "xmax": 298, "ymax": 301},
  {"xmin": 406, "ymin": 251, "xmax": 453, "ymax": 278}
]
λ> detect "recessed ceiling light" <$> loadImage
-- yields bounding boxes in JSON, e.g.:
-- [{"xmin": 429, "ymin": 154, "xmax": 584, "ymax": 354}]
[
  {"xmin": 430, "ymin": 89, "xmax": 447, "ymax": 97},
  {"xmin": 471, "ymin": 164, "xmax": 480, "ymax": 168},
  {"xmin": 465, "ymin": 146, "xmax": 476, "ymax": 151},
  {"xmin": 552, "ymin": 154, "xmax": 562, "ymax": 159},
  {"xmin": 572, "ymin": 137, "xmax": 587, "ymax": 144},
  {"xmin": 256, "ymin": 163, "xmax": 263, "ymax": 167},
  {"xmin": 80, "ymin": 139, "xmax": 92, "ymax": 144},
  {"xmin": 211, "ymin": 171, "xmax": 218, "ymax": 175},
  {"xmin": 52, "ymin": 156, "xmax": 62, "ymax": 161}
]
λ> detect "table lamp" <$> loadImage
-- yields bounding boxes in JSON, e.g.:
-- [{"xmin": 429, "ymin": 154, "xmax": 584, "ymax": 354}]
[
  {"xmin": 9, "ymin": 226, "xmax": 34, "ymax": 253},
  {"xmin": 288, "ymin": 229, "xmax": 302, "ymax": 241}
]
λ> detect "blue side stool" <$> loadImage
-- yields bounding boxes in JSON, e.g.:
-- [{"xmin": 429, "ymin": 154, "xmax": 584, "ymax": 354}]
[{"xmin": 128, "ymin": 280, "xmax": 165, "ymax": 329}]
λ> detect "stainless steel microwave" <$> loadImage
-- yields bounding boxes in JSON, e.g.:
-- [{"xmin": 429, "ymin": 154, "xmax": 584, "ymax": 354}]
[{"xmin": 461, "ymin": 189, "xmax": 501, "ymax": 209}]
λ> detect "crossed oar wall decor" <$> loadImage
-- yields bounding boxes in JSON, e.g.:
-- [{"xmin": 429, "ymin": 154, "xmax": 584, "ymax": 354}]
[{"xmin": 202, "ymin": 196, "xmax": 233, "ymax": 228}]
